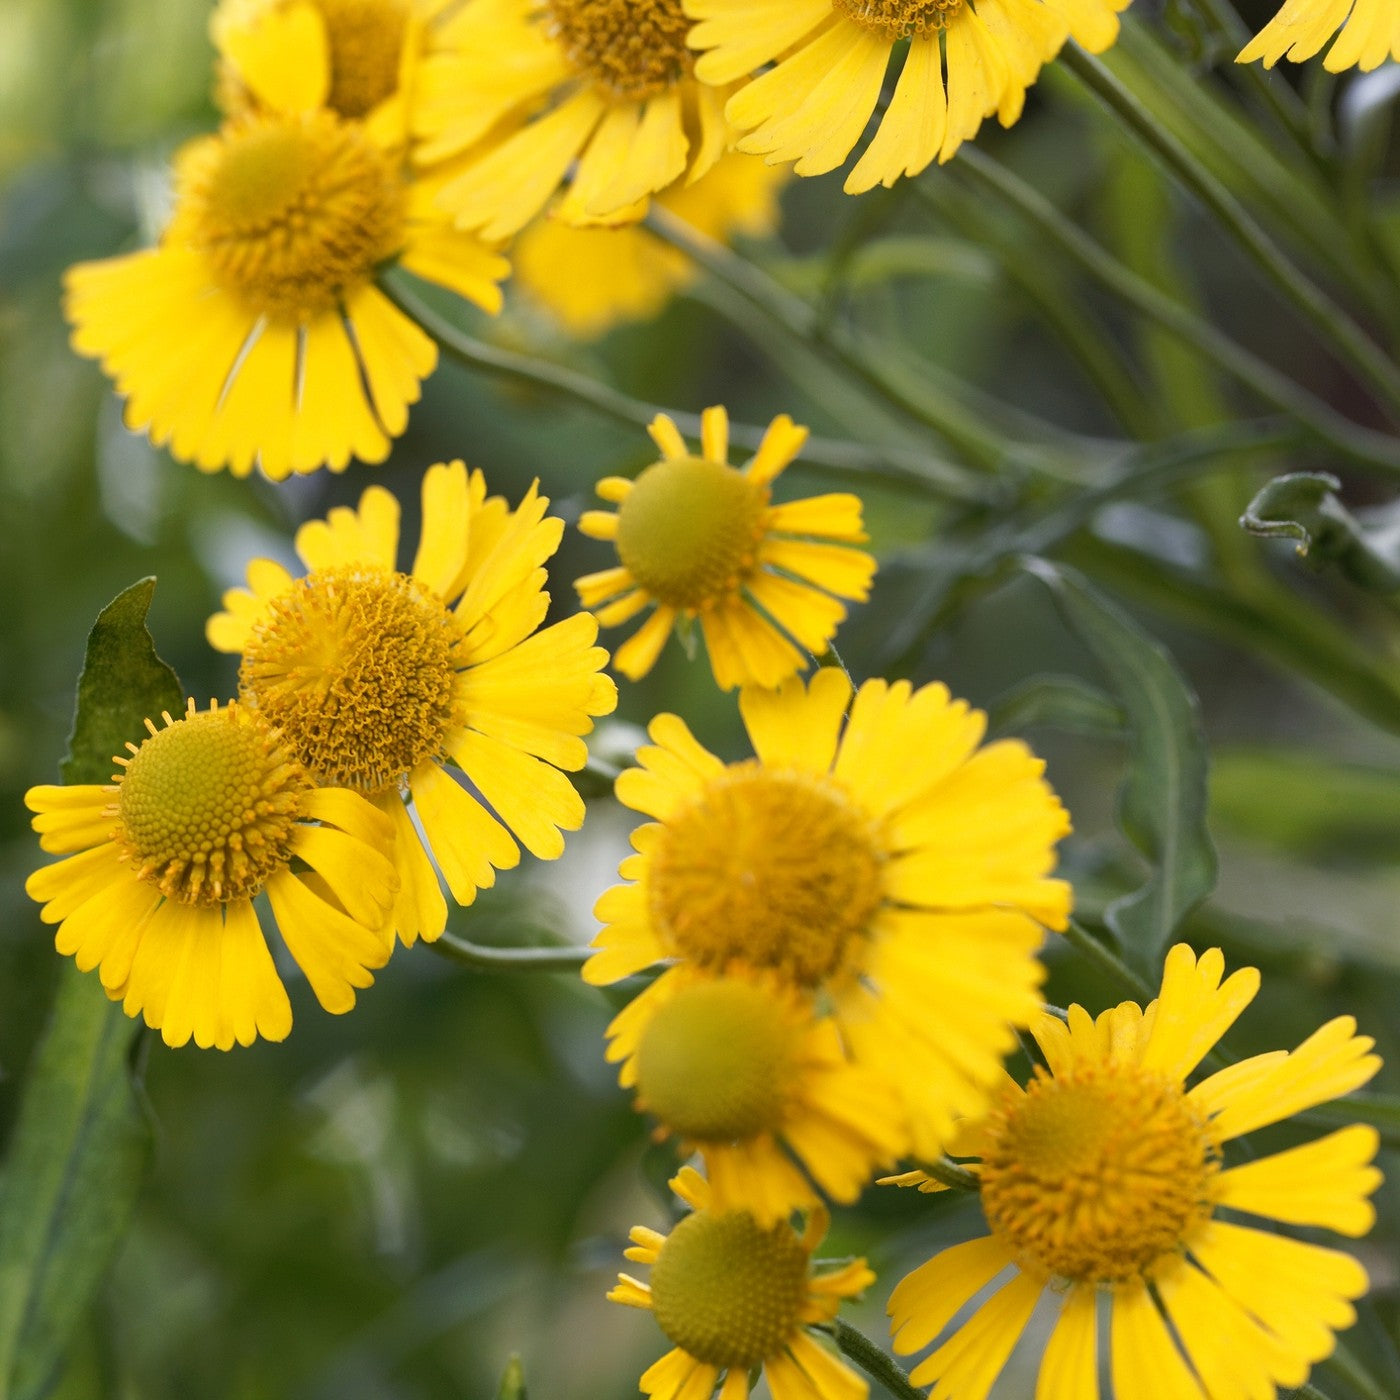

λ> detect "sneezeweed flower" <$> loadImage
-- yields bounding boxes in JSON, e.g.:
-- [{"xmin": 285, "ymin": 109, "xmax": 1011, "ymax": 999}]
[
  {"xmin": 688, "ymin": 0, "xmax": 1129, "ymax": 191},
  {"xmin": 605, "ymin": 966, "xmax": 907, "ymax": 1224},
  {"xmin": 207, "ymin": 462, "xmax": 617, "ymax": 946},
  {"xmin": 886, "ymin": 943, "xmax": 1383, "ymax": 1400},
  {"xmin": 411, "ymin": 0, "xmax": 738, "ymax": 239},
  {"xmin": 212, "ymin": 0, "xmax": 422, "ymax": 143},
  {"xmin": 25, "ymin": 700, "xmax": 399, "ymax": 1049},
  {"xmin": 610, "ymin": 1166, "xmax": 874, "ymax": 1400},
  {"xmin": 584, "ymin": 668, "xmax": 1070, "ymax": 1155},
  {"xmin": 574, "ymin": 407, "xmax": 875, "ymax": 690},
  {"xmin": 65, "ymin": 78, "xmax": 507, "ymax": 478},
  {"xmin": 1238, "ymin": 0, "xmax": 1400, "ymax": 73},
  {"xmin": 512, "ymin": 152, "xmax": 789, "ymax": 339}
]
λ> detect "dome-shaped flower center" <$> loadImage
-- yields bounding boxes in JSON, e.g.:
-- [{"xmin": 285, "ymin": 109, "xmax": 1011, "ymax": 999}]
[
  {"xmin": 117, "ymin": 704, "xmax": 309, "ymax": 905},
  {"xmin": 650, "ymin": 1210, "xmax": 810, "ymax": 1369},
  {"xmin": 615, "ymin": 457, "xmax": 769, "ymax": 612},
  {"xmin": 239, "ymin": 566, "xmax": 461, "ymax": 796},
  {"xmin": 313, "ymin": 0, "xmax": 410, "ymax": 117},
  {"xmin": 634, "ymin": 980, "xmax": 795, "ymax": 1141},
  {"xmin": 648, "ymin": 764, "xmax": 885, "ymax": 986},
  {"xmin": 979, "ymin": 1066, "xmax": 1220, "ymax": 1284},
  {"xmin": 833, "ymin": 0, "xmax": 966, "ymax": 36},
  {"xmin": 545, "ymin": 0, "xmax": 693, "ymax": 99},
  {"xmin": 178, "ymin": 111, "xmax": 404, "ymax": 319}
]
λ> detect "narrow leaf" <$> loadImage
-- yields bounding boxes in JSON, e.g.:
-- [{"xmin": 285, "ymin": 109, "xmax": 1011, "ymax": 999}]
[
  {"xmin": 0, "ymin": 578, "xmax": 182, "ymax": 1400},
  {"xmin": 1024, "ymin": 558, "xmax": 1216, "ymax": 967},
  {"xmin": 497, "ymin": 1353, "xmax": 527, "ymax": 1400}
]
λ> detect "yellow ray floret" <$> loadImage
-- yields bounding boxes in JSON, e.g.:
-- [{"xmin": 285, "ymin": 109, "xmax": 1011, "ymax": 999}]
[
  {"xmin": 1238, "ymin": 0, "xmax": 1400, "ymax": 72},
  {"xmin": 884, "ymin": 942, "xmax": 1383, "ymax": 1400},
  {"xmin": 411, "ymin": 0, "xmax": 736, "ymax": 238},
  {"xmin": 687, "ymin": 0, "xmax": 1130, "ymax": 192},
  {"xmin": 207, "ymin": 461, "xmax": 617, "ymax": 946},
  {"xmin": 585, "ymin": 668, "xmax": 1071, "ymax": 1155},
  {"xmin": 25, "ymin": 699, "xmax": 399, "ymax": 1048},
  {"xmin": 575, "ymin": 406, "xmax": 875, "ymax": 690},
  {"xmin": 609, "ymin": 1166, "xmax": 874, "ymax": 1400}
]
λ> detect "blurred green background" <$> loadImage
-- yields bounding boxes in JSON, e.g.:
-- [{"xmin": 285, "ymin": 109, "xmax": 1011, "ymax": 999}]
[{"xmin": 1, "ymin": 0, "xmax": 1398, "ymax": 1395}]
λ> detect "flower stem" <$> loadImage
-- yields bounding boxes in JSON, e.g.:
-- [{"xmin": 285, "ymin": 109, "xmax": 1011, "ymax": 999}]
[
  {"xmin": 428, "ymin": 930, "xmax": 587, "ymax": 973},
  {"xmin": 378, "ymin": 272, "xmax": 990, "ymax": 503},
  {"xmin": 921, "ymin": 1159, "xmax": 981, "ymax": 1192},
  {"xmin": 828, "ymin": 1320, "xmax": 926, "ymax": 1400},
  {"xmin": 1060, "ymin": 45, "xmax": 1400, "ymax": 421},
  {"xmin": 1059, "ymin": 919, "xmax": 1155, "ymax": 1001}
]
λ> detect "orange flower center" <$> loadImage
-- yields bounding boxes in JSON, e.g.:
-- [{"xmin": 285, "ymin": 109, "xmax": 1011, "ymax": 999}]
[
  {"xmin": 545, "ymin": 0, "xmax": 693, "ymax": 98},
  {"xmin": 833, "ymin": 0, "xmax": 966, "ymax": 37}
]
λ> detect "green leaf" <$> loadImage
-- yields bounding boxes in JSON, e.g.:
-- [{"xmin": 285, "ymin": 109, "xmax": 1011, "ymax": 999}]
[
  {"xmin": 988, "ymin": 674, "xmax": 1125, "ymax": 739},
  {"xmin": 0, "ymin": 578, "xmax": 182, "ymax": 1400},
  {"xmin": 496, "ymin": 1354, "xmax": 526, "ymax": 1400},
  {"xmin": 1024, "ymin": 559, "xmax": 1216, "ymax": 968},
  {"xmin": 1240, "ymin": 471, "xmax": 1400, "ymax": 593}
]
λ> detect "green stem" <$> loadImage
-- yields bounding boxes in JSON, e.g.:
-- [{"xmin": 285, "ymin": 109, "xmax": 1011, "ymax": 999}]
[
  {"xmin": 428, "ymin": 931, "xmax": 588, "ymax": 973},
  {"xmin": 1059, "ymin": 918, "xmax": 1155, "ymax": 1001},
  {"xmin": 379, "ymin": 273, "xmax": 990, "ymax": 503},
  {"xmin": 828, "ymin": 1320, "xmax": 926, "ymax": 1400},
  {"xmin": 941, "ymin": 157, "xmax": 1400, "ymax": 476},
  {"xmin": 1284, "ymin": 1385, "xmax": 1334, "ymax": 1400},
  {"xmin": 1322, "ymin": 1339, "xmax": 1399, "ymax": 1400},
  {"xmin": 1061, "ymin": 46, "xmax": 1400, "ymax": 420},
  {"xmin": 1299, "ymin": 1093, "xmax": 1400, "ymax": 1153},
  {"xmin": 921, "ymin": 1159, "xmax": 981, "ymax": 1192}
]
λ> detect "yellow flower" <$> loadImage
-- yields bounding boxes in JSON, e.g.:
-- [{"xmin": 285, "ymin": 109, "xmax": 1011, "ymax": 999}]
[
  {"xmin": 64, "ymin": 68, "xmax": 506, "ymax": 478},
  {"xmin": 584, "ymin": 669, "xmax": 1070, "ymax": 1155},
  {"xmin": 512, "ymin": 151, "xmax": 789, "ymax": 339},
  {"xmin": 25, "ymin": 700, "xmax": 399, "ymax": 1049},
  {"xmin": 575, "ymin": 407, "xmax": 875, "ymax": 690},
  {"xmin": 610, "ymin": 1166, "xmax": 874, "ymax": 1400},
  {"xmin": 687, "ymin": 0, "xmax": 1128, "ymax": 191},
  {"xmin": 206, "ymin": 462, "xmax": 617, "ymax": 946},
  {"xmin": 212, "ymin": 0, "xmax": 423, "ymax": 143},
  {"xmin": 606, "ymin": 966, "xmax": 907, "ymax": 1224},
  {"xmin": 1238, "ymin": 0, "xmax": 1400, "ymax": 72},
  {"xmin": 886, "ymin": 943, "xmax": 1383, "ymax": 1400},
  {"xmin": 411, "ymin": 0, "xmax": 737, "ymax": 238}
]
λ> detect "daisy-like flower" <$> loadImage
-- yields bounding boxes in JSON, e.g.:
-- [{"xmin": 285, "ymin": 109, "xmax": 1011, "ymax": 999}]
[
  {"xmin": 65, "ymin": 66, "xmax": 507, "ymax": 477},
  {"xmin": 1238, "ymin": 0, "xmax": 1400, "ymax": 73},
  {"xmin": 25, "ymin": 700, "xmax": 399, "ymax": 1049},
  {"xmin": 207, "ymin": 462, "xmax": 617, "ymax": 946},
  {"xmin": 606, "ymin": 966, "xmax": 907, "ymax": 1224},
  {"xmin": 610, "ymin": 1166, "xmax": 874, "ymax": 1400},
  {"xmin": 584, "ymin": 668, "xmax": 1070, "ymax": 1155},
  {"xmin": 574, "ymin": 407, "xmax": 876, "ymax": 690},
  {"xmin": 688, "ymin": 0, "xmax": 1129, "ymax": 192},
  {"xmin": 512, "ymin": 152, "xmax": 789, "ymax": 339},
  {"xmin": 212, "ymin": 0, "xmax": 423, "ymax": 143},
  {"xmin": 886, "ymin": 943, "xmax": 1383, "ymax": 1400},
  {"xmin": 411, "ymin": 0, "xmax": 737, "ymax": 239}
]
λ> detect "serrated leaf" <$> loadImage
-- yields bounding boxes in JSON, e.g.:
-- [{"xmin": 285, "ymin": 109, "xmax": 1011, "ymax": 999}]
[
  {"xmin": 1024, "ymin": 559, "xmax": 1216, "ymax": 969},
  {"xmin": 0, "ymin": 578, "xmax": 182, "ymax": 1400}
]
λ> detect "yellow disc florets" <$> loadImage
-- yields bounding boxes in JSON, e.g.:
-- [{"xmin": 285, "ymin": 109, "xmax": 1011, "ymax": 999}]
[
  {"xmin": 634, "ymin": 980, "xmax": 796, "ymax": 1141},
  {"xmin": 313, "ymin": 0, "xmax": 410, "ymax": 117},
  {"xmin": 648, "ymin": 764, "xmax": 885, "ymax": 986},
  {"xmin": 979, "ymin": 1065, "xmax": 1221, "ymax": 1284},
  {"xmin": 545, "ymin": 0, "xmax": 693, "ymax": 98},
  {"xmin": 650, "ymin": 1210, "xmax": 810, "ymax": 1369},
  {"xmin": 175, "ymin": 111, "xmax": 404, "ymax": 319},
  {"xmin": 833, "ymin": 0, "xmax": 965, "ymax": 36},
  {"xmin": 239, "ymin": 566, "xmax": 462, "ymax": 795},
  {"xmin": 116, "ymin": 702, "xmax": 309, "ymax": 905},
  {"xmin": 615, "ymin": 457, "xmax": 768, "ymax": 612}
]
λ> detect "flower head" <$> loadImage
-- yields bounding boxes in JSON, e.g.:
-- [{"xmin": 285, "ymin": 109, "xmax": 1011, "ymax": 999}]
[
  {"xmin": 1237, "ymin": 0, "xmax": 1399, "ymax": 73},
  {"xmin": 607, "ymin": 966, "xmax": 907, "ymax": 1223},
  {"xmin": 585, "ymin": 669, "xmax": 1070, "ymax": 1154},
  {"xmin": 65, "ymin": 52, "xmax": 506, "ymax": 478},
  {"xmin": 610, "ymin": 1166, "xmax": 874, "ymax": 1400},
  {"xmin": 575, "ymin": 407, "xmax": 875, "ymax": 690},
  {"xmin": 411, "ymin": 0, "xmax": 737, "ymax": 238},
  {"xmin": 512, "ymin": 152, "xmax": 788, "ymax": 339},
  {"xmin": 207, "ymin": 462, "xmax": 617, "ymax": 946},
  {"xmin": 688, "ymin": 0, "xmax": 1129, "ymax": 191},
  {"xmin": 886, "ymin": 943, "xmax": 1383, "ymax": 1400},
  {"xmin": 25, "ymin": 699, "xmax": 399, "ymax": 1048}
]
